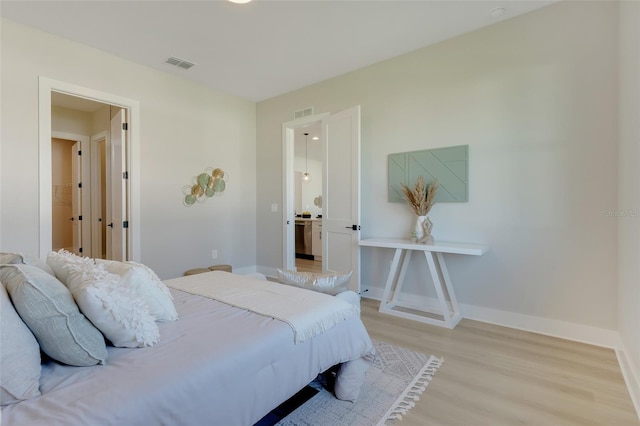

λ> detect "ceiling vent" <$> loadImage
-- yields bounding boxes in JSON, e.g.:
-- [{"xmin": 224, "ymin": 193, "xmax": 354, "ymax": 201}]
[
  {"xmin": 294, "ymin": 107, "xmax": 313, "ymax": 119},
  {"xmin": 165, "ymin": 56, "xmax": 195, "ymax": 70}
]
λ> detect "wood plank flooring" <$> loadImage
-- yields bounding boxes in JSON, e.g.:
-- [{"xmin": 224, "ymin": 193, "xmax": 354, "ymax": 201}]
[
  {"xmin": 359, "ymin": 298, "xmax": 638, "ymax": 426},
  {"xmin": 295, "ymin": 258, "xmax": 322, "ymax": 273}
]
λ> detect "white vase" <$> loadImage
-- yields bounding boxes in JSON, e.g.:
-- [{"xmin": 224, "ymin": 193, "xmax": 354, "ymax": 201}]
[{"xmin": 414, "ymin": 215, "xmax": 434, "ymax": 244}]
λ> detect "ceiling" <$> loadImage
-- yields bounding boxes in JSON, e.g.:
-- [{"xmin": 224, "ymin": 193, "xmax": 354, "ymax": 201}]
[{"xmin": 1, "ymin": 0, "xmax": 554, "ymax": 102}]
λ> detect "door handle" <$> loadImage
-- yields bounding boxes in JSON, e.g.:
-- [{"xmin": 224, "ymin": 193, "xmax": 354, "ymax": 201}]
[
  {"xmin": 107, "ymin": 223, "xmax": 114, "ymax": 228},
  {"xmin": 345, "ymin": 225, "xmax": 360, "ymax": 230},
  {"xmin": 69, "ymin": 217, "xmax": 75, "ymax": 221}
]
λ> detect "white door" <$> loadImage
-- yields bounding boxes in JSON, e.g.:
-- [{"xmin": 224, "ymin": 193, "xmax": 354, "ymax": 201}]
[
  {"xmin": 106, "ymin": 109, "xmax": 128, "ymax": 261},
  {"xmin": 71, "ymin": 141, "xmax": 82, "ymax": 255},
  {"xmin": 321, "ymin": 106, "xmax": 361, "ymax": 292}
]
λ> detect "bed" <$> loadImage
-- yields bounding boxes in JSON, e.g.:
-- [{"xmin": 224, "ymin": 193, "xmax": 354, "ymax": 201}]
[{"xmin": 1, "ymin": 268, "xmax": 375, "ymax": 426}]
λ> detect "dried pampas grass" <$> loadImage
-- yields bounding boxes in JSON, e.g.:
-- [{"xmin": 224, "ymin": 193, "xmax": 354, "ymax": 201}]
[{"xmin": 400, "ymin": 176, "xmax": 438, "ymax": 216}]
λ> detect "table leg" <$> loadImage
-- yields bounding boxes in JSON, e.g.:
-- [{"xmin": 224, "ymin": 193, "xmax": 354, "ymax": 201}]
[
  {"xmin": 437, "ymin": 252, "xmax": 461, "ymax": 322},
  {"xmin": 390, "ymin": 249, "xmax": 412, "ymax": 305},
  {"xmin": 379, "ymin": 248, "xmax": 403, "ymax": 312},
  {"xmin": 424, "ymin": 251, "xmax": 453, "ymax": 328}
]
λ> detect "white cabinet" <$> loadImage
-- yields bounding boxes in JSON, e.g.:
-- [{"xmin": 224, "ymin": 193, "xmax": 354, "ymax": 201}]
[{"xmin": 311, "ymin": 220, "xmax": 322, "ymax": 261}]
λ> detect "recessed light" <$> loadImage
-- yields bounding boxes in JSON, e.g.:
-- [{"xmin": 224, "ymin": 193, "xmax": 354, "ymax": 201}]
[
  {"xmin": 490, "ymin": 7, "xmax": 506, "ymax": 18},
  {"xmin": 228, "ymin": 0, "xmax": 251, "ymax": 3},
  {"xmin": 312, "ymin": 136, "xmax": 319, "ymax": 140}
]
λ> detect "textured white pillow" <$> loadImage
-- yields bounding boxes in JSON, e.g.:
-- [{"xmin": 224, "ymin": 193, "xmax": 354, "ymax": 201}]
[
  {"xmin": 66, "ymin": 263, "xmax": 160, "ymax": 348},
  {"xmin": 0, "ymin": 283, "xmax": 41, "ymax": 405},
  {"xmin": 46, "ymin": 249, "xmax": 94, "ymax": 286},
  {"xmin": 277, "ymin": 269, "xmax": 353, "ymax": 295},
  {"xmin": 95, "ymin": 260, "xmax": 178, "ymax": 322}
]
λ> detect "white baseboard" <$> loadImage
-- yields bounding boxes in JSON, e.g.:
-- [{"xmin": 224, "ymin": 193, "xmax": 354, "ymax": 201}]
[
  {"xmin": 363, "ymin": 288, "xmax": 618, "ymax": 348},
  {"xmin": 616, "ymin": 341, "xmax": 640, "ymax": 421},
  {"xmin": 232, "ymin": 265, "xmax": 257, "ymax": 275},
  {"xmin": 255, "ymin": 265, "xmax": 278, "ymax": 280}
]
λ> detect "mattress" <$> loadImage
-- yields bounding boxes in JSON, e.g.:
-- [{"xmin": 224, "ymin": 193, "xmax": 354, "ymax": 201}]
[{"xmin": 2, "ymin": 286, "xmax": 374, "ymax": 426}]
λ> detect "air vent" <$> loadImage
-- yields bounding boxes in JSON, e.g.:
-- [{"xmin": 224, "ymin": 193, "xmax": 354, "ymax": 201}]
[
  {"xmin": 294, "ymin": 107, "xmax": 313, "ymax": 119},
  {"xmin": 165, "ymin": 56, "xmax": 195, "ymax": 70}
]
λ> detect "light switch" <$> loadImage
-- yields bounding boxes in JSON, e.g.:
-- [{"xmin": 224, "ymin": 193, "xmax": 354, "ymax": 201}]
[{"xmin": 271, "ymin": 203, "xmax": 278, "ymax": 213}]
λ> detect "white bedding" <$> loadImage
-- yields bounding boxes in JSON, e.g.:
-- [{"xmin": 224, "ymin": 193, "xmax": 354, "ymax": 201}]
[
  {"xmin": 2, "ymin": 280, "xmax": 374, "ymax": 426},
  {"xmin": 165, "ymin": 271, "xmax": 359, "ymax": 343}
]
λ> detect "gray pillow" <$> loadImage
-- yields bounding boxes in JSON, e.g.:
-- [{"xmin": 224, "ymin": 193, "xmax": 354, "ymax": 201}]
[
  {"xmin": 0, "ymin": 252, "xmax": 54, "ymax": 275},
  {"xmin": 0, "ymin": 283, "xmax": 41, "ymax": 405},
  {"xmin": 277, "ymin": 269, "xmax": 352, "ymax": 295},
  {"xmin": 0, "ymin": 265, "xmax": 108, "ymax": 366}
]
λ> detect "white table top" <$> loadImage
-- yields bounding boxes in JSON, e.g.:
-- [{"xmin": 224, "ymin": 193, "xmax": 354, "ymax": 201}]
[{"xmin": 359, "ymin": 237, "xmax": 488, "ymax": 256}]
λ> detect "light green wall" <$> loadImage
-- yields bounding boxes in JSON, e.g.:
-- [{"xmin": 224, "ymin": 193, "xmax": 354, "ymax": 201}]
[{"xmin": 257, "ymin": 1, "xmax": 620, "ymax": 332}]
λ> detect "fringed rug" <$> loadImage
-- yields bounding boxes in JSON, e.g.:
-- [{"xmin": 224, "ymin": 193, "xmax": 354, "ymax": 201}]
[{"xmin": 275, "ymin": 339, "xmax": 443, "ymax": 426}]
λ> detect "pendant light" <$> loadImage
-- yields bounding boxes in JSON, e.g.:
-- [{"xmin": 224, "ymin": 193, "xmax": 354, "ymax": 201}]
[{"xmin": 302, "ymin": 132, "xmax": 312, "ymax": 183}]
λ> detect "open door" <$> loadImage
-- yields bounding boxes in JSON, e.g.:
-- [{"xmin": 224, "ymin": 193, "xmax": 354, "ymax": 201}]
[
  {"xmin": 71, "ymin": 141, "xmax": 82, "ymax": 255},
  {"xmin": 321, "ymin": 106, "xmax": 361, "ymax": 293},
  {"xmin": 106, "ymin": 109, "xmax": 128, "ymax": 261}
]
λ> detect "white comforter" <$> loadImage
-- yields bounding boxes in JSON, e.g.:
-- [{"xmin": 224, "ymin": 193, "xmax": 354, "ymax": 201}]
[
  {"xmin": 166, "ymin": 271, "xmax": 359, "ymax": 343},
  {"xmin": 2, "ymin": 279, "xmax": 374, "ymax": 426}
]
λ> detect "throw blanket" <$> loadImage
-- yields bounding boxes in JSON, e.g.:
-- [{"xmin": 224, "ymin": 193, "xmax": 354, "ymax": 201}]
[{"xmin": 164, "ymin": 272, "xmax": 359, "ymax": 344}]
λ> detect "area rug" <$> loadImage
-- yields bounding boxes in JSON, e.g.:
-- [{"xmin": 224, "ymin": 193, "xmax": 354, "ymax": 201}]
[{"xmin": 275, "ymin": 339, "xmax": 443, "ymax": 426}]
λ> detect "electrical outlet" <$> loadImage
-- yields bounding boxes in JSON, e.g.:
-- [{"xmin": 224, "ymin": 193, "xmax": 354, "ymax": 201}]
[{"xmin": 212, "ymin": 250, "xmax": 218, "ymax": 260}]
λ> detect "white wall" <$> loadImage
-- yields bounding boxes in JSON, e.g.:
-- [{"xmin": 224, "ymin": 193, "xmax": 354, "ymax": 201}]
[
  {"xmin": 257, "ymin": 1, "xmax": 619, "ymax": 342},
  {"xmin": 0, "ymin": 18, "xmax": 257, "ymax": 279},
  {"xmin": 618, "ymin": 0, "xmax": 640, "ymax": 412}
]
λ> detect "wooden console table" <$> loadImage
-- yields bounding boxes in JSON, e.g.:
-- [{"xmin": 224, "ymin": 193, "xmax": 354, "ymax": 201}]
[{"xmin": 359, "ymin": 238, "xmax": 488, "ymax": 329}]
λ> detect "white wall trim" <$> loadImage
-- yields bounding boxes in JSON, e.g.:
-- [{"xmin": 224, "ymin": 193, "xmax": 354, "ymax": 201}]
[
  {"xmin": 616, "ymin": 341, "xmax": 640, "ymax": 420},
  {"xmin": 39, "ymin": 77, "xmax": 141, "ymax": 261},
  {"xmin": 364, "ymin": 287, "xmax": 619, "ymax": 348}
]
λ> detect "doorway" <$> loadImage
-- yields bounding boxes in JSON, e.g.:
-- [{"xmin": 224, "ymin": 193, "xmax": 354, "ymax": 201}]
[
  {"xmin": 293, "ymin": 124, "xmax": 323, "ymax": 273},
  {"xmin": 282, "ymin": 106, "xmax": 362, "ymax": 292},
  {"xmin": 38, "ymin": 77, "xmax": 141, "ymax": 261},
  {"xmin": 50, "ymin": 95, "xmax": 127, "ymax": 260}
]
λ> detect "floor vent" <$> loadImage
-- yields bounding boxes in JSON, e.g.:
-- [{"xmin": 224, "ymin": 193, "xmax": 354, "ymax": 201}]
[
  {"xmin": 165, "ymin": 56, "xmax": 195, "ymax": 70},
  {"xmin": 294, "ymin": 107, "xmax": 313, "ymax": 119}
]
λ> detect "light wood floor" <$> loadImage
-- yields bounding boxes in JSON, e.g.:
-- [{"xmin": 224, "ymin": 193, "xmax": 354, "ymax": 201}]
[
  {"xmin": 295, "ymin": 258, "xmax": 322, "ymax": 273},
  {"xmin": 359, "ymin": 298, "xmax": 638, "ymax": 426}
]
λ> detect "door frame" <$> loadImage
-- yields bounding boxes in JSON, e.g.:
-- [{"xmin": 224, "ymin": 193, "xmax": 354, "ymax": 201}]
[
  {"xmin": 51, "ymin": 131, "xmax": 91, "ymax": 256},
  {"xmin": 38, "ymin": 77, "xmax": 141, "ymax": 261},
  {"xmin": 282, "ymin": 113, "xmax": 329, "ymax": 270},
  {"xmin": 90, "ymin": 131, "xmax": 107, "ymax": 258}
]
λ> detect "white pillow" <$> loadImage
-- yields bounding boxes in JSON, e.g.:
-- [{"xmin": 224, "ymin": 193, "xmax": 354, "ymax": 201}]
[
  {"xmin": 66, "ymin": 263, "xmax": 160, "ymax": 348},
  {"xmin": 46, "ymin": 249, "xmax": 94, "ymax": 286},
  {"xmin": 95, "ymin": 260, "xmax": 178, "ymax": 322},
  {"xmin": 0, "ymin": 283, "xmax": 41, "ymax": 405},
  {"xmin": 277, "ymin": 269, "xmax": 353, "ymax": 295}
]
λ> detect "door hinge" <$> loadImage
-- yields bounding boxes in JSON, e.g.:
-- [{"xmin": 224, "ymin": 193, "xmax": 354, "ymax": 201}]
[
  {"xmin": 122, "ymin": 123, "xmax": 128, "ymax": 131},
  {"xmin": 123, "ymin": 221, "xmax": 129, "ymax": 229},
  {"xmin": 78, "ymin": 215, "xmax": 82, "ymax": 221},
  {"xmin": 78, "ymin": 150, "xmax": 82, "ymax": 156},
  {"xmin": 78, "ymin": 247, "xmax": 83, "ymax": 254},
  {"xmin": 123, "ymin": 171, "xmax": 129, "ymax": 179},
  {"xmin": 78, "ymin": 182, "xmax": 82, "ymax": 188}
]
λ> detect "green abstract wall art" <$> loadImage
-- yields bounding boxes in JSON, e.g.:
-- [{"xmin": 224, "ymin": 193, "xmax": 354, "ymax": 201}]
[
  {"xmin": 183, "ymin": 167, "xmax": 227, "ymax": 206},
  {"xmin": 388, "ymin": 145, "xmax": 468, "ymax": 203}
]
